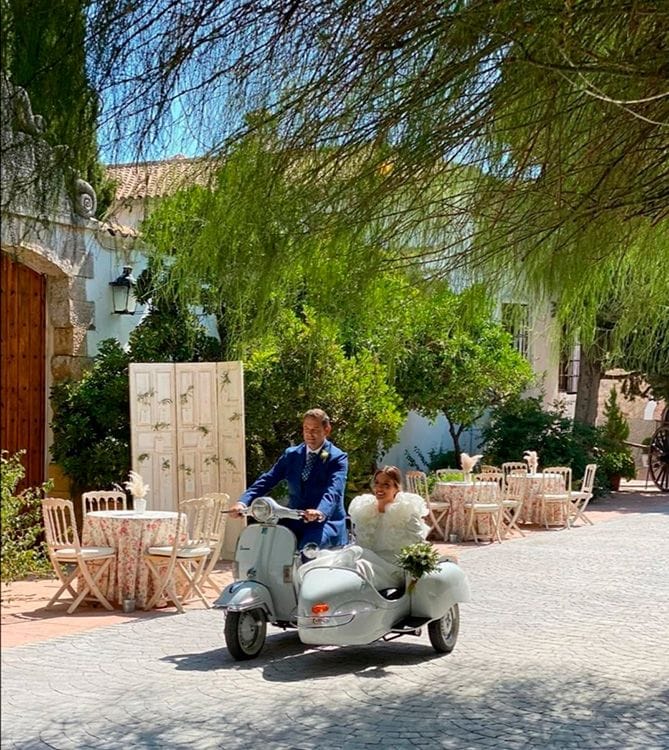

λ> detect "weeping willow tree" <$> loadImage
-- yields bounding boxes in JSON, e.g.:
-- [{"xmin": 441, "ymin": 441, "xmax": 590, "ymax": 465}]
[{"xmin": 86, "ymin": 2, "xmax": 668, "ymax": 380}]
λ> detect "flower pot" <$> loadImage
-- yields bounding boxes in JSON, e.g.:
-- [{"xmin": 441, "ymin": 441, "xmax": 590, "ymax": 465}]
[{"xmin": 609, "ymin": 474, "xmax": 622, "ymax": 492}]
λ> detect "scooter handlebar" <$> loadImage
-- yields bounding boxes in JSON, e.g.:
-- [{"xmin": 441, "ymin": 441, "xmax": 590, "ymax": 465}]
[{"xmin": 226, "ymin": 496, "xmax": 305, "ymax": 523}]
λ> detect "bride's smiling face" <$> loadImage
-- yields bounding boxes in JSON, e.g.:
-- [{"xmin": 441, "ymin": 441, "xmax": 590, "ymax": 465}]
[{"xmin": 373, "ymin": 472, "xmax": 400, "ymax": 504}]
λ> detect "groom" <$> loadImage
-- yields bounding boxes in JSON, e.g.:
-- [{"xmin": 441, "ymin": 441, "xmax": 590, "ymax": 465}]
[{"xmin": 231, "ymin": 408, "xmax": 349, "ymax": 549}]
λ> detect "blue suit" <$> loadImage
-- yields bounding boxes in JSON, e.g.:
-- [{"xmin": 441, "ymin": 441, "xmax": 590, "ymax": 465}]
[{"xmin": 238, "ymin": 439, "xmax": 348, "ymax": 549}]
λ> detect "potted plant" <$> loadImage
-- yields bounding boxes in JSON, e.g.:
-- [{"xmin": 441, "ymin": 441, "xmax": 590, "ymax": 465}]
[
  {"xmin": 598, "ymin": 388, "xmax": 636, "ymax": 491},
  {"xmin": 597, "ymin": 449, "xmax": 637, "ymax": 491}
]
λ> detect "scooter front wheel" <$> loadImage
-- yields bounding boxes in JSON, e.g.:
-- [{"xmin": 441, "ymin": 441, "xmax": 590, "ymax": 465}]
[
  {"xmin": 428, "ymin": 604, "xmax": 460, "ymax": 654},
  {"xmin": 225, "ymin": 609, "xmax": 267, "ymax": 660}
]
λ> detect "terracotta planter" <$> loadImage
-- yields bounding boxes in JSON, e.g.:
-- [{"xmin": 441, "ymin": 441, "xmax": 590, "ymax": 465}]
[{"xmin": 609, "ymin": 474, "xmax": 622, "ymax": 491}]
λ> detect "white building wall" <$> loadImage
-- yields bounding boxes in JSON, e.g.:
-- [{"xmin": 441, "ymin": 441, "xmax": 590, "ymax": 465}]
[{"xmin": 84, "ymin": 230, "xmax": 148, "ymax": 352}]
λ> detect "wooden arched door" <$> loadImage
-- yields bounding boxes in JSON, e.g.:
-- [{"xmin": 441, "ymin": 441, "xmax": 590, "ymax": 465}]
[{"xmin": 1, "ymin": 253, "xmax": 47, "ymax": 489}]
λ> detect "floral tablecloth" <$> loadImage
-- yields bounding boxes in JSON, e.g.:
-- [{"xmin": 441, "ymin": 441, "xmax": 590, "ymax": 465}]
[
  {"xmin": 82, "ymin": 510, "xmax": 185, "ymax": 607},
  {"xmin": 431, "ymin": 482, "xmax": 499, "ymax": 541},
  {"xmin": 515, "ymin": 473, "xmax": 566, "ymax": 525}
]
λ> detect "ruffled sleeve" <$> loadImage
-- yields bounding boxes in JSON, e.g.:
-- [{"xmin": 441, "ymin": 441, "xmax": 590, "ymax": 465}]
[
  {"xmin": 375, "ymin": 492, "xmax": 430, "ymax": 556},
  {"xmin": 348, "ymin": 494, "xmax": 380, "ymax": 550}
]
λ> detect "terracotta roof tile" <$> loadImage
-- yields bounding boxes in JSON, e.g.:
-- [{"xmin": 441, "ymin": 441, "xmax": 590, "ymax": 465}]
[{"xmin": 105, "ymin": 155, "xmax": 218, "ymax": 201}]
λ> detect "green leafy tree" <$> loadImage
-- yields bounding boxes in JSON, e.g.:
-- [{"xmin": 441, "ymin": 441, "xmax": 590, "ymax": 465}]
[
  {"xmin": 84, "ymin": 1, "xmax": 667, "ymax": 371},
  {"xmin": 601, "ymin": 388, "xmax": 630, "ymax": 446},
  {"xmin": 395, "ymin": 286, "xmax": 534, "ymax": 465},
  {"xmin": 243, "ymin": 309, "xmax": 404, "ymax": 498}
]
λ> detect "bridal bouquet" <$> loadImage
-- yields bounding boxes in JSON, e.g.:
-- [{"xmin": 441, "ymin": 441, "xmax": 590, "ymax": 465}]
[
  {"xmin": 396, "ymin": 541, "xmax": 441, "ymax": 593},
  {"xmin": 523, "ymin": 450, "xmax": 539, "ymax": 474},
  {"xmin": 124, "ymin": 471, "xmax": 150, "ymax": 499}
]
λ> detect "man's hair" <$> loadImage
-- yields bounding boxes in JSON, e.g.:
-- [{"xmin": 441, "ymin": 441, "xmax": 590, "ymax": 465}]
[
  {"xmin": 302, "ymin": 408, "xmax": 331, "ymax": 426},
  {"xmin": 373, "ymin": 465, "xmax": 403, "ymax": 490}
]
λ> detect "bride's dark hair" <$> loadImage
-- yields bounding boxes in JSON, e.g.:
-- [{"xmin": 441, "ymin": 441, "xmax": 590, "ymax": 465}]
[{"xmin": 372, "ymin": 465, "xmax": 403, "ymax": 490}]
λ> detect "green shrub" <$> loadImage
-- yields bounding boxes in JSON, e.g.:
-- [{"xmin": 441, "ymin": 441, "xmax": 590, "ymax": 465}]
[
  {"xmin": 481, "ymin": 395, "xmax": 607, "ymax": 496},
  {"xmin": 1, "ymin": 451, "xmax": 52, "ymax": 583},
  {"xmin": 597, "ymin": 387, "xmax": 636, "ymax": 486},
  {"xmin": 50, "ymin": 309, "xmax": 222, "ymax": 493},
  {"xmin": 50, "ymin": 339, "xmax": 131, "ymax": 492},
  {"xmin": 243, "ymin": 310, "xmax": 405, "ymax": 500}
]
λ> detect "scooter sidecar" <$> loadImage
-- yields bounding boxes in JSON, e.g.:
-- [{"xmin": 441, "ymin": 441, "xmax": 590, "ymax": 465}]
[{"xmin": 297, "ymin": 558, "xmax": 470, "ymax": 653}]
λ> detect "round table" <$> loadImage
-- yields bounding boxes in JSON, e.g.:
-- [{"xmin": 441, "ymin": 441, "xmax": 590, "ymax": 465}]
[
  {"xmin": 82, "ymin": 510, "xmax": 185, "ymax": 607},
  {"xmin": 515, "ymin": 473, "xmax": 566, "ymax": 525},
  {"xmin": 431, "ymin": 481, "xmax": 500, "ymax": 541}
]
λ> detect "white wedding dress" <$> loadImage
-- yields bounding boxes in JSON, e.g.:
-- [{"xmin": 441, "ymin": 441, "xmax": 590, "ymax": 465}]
[{"xmin": 299, "ymin": 492, "xmax": 430, "ymax": 590}]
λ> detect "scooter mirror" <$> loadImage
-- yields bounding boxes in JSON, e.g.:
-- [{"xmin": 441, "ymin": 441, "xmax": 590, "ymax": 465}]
[{"xmin": 302, "ymin": 543, "xmax": 320, "ymax": 560}]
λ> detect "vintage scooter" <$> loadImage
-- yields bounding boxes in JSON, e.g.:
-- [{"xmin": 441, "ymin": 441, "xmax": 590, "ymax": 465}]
[
  {"xmin": 215, "ymin": 497, "xmax": 305, "ymax": 659},
  {"xmin": 215, "ymin": 497, "xmax": 471, "ymax": 660}
]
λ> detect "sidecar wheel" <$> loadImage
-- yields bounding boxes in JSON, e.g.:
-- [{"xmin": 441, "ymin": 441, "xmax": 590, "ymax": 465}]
[
  {"xmin": 225, "ymin": 609, "xmax": 267, "ymax": 660},
  {"xmin": 428, "ymin": 604, "xmax": 460, "ymax": 654}
]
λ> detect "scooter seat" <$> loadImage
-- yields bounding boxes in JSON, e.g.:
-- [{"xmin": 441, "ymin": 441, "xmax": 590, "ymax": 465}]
[{"xmin": 379, "ymin": 587, "xmax": 405, "ymax": 601}]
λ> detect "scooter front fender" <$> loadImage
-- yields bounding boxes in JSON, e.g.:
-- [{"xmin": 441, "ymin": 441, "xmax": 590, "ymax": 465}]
[{"xmin": 213, "ymin": 580, "xmax": 275, "ymax": 619}]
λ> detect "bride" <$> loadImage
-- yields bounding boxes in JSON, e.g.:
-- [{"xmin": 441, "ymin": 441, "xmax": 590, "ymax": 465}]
[{"xmin": 299, "ymin": 465, "xmax": 430, "ymax": 590}]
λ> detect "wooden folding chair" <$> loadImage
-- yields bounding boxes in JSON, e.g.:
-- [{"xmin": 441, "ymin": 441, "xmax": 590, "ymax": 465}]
[
  {"xmin": 501, "ymin": 473, "xmax": 526, "ymax": 538},
  {"xmin": 569, "ymin": 464, "xmax": 597, "ymax": 526},
  {"xmin": 198, "ymin": 492, "xmax": 230, "ymax": 592},
  {"xmin": 464, "ymin": 481, "xmax": 504, "ymax": 544},
  {"xmin": 502, "ymin": 462, "xmax": 528, "ymax": 488},
  {"xmin": 405, "ymin": 470, "xmax": 450, "ymax": 541},
  {"xmin": 539, "ymin": 466, "xmax": 572, "ymax": 529},
  {"xmin": 144, "ymin": 498, "xmax": 214, "ymax": 612},
  {"xmin": 42, "ymin": 498, "xmax": 117, "ymax": 614},
  {"xmin": 81, "ymin": 490, "xmax": 128, "ymax": 516}
]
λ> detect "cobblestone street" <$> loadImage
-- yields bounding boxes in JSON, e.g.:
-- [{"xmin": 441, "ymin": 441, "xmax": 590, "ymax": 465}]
[{"xmin": 3, "ymin": 506, "xmax": 668, "ymax": 749}]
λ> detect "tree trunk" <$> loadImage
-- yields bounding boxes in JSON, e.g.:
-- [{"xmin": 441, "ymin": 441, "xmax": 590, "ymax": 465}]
[
  {"xmin": 574, "ymin": 345, "xmax": 604, "ymax": 425},
  {"xmin": 446, "ymin": 418, "xmax": 464, "ymax": 468}
]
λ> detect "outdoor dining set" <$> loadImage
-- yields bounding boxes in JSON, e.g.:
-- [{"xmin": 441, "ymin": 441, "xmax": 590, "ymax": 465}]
[
  {"xmin": 407, "ymin": 460, "xmax": 598, "ymax": 545},
  {"xmin": 39, "ymin": 491, "xmax": 231, "ymax": 615},
  {"xmin": 36, "ymin": 455, "xmax": 598, "ymax": 616}
]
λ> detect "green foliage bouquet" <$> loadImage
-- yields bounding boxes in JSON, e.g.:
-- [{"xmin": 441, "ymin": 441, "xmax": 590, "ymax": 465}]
[{"xmin": 396, "ymin": 541, "xmax": 441, "ymax": 592}]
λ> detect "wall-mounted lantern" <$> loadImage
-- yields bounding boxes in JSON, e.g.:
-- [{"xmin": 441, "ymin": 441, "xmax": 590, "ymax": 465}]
[{"xmin": 109, "ymin": 266, "xmax": 137, "ymax": 315}]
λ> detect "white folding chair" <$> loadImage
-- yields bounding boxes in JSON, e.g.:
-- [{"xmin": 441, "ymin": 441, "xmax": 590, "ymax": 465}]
[
  {"xmin": 405, "ymin": 470, "xmax": 450, "ymax": 541},
  {"xmin": 464, "ymin": 481, "xmax": 504, "ymax": 544},
  {"xmin": 569, "ymin": 464, "xmax": 597, "ymax": 526},
  {"xmin": 502, "ymin": 462, "xmax": 528, "ymax": 488},
  {"xmin": 539, "ymin": 466, "xmax": 572, "ymax": 529},
  {"xmin": 81, "ymin": 490, "xmax": 128, "ymax": 516},
  {"xmin": 198, "ymin": 492, "xmax": 230, "ymax": 592},
  {"xmin": 42, "ymin": 498, "xmax": 116, "ymax": 614},
  {"xmin": 501, "ymin": 473, "xmax": 526, "ymax": 538},
  {"xmin": 144, "ymin": 498, "xmax": 215, "ymax": 612}
]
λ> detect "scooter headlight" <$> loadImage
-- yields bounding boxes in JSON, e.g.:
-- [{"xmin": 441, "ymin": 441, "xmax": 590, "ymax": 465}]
[{"xmin": 251, "ymin": 497, "xmax": 274, "ymax": 523}]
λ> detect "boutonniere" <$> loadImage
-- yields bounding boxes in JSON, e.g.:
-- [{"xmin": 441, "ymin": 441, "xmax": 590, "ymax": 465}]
[{"xmin": 319, "ymin": 450, "xmax": 329, "ymax": 462}]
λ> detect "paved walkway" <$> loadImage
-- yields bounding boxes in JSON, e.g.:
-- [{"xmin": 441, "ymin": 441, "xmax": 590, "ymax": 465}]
[{"xmin": 2, "ymin": 486, "xmax": 668, "ymax": 749}]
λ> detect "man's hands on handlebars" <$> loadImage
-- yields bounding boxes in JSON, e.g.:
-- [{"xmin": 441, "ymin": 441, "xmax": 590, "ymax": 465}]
[
  {"xmin": 229, "ymin": 502, "xmax": 247, "ymax": 518},
  {"xmin": 228, "ymin": 502, "xmax": 324, "ymax": 522}
]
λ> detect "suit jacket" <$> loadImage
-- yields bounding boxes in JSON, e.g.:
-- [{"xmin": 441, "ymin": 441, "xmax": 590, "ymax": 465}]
[{"xmin": 239, "ymin": 439, "xmax": 348, "ymax": 543}]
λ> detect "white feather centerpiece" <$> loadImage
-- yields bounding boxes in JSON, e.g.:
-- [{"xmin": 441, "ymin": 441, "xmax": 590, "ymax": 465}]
[
  {"xmin": 460, "ymin": 452, "xmax": 483, "ymax": 481},
  {"xmin": 523, "ymin": 451, "xmax": 539, "ymax": 475},
  {"xmin": 124, "ymin": 470, "xmax": 150, "ymax": 512}
]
